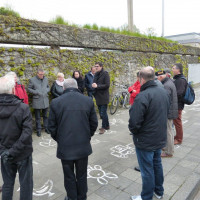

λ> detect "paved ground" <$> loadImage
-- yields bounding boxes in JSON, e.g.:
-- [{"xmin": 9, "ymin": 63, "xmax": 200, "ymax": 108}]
[
  {"xmin": 194, "ymin": 190, "xmax": 200, "ymax": 200},
  {"xmin": 1, "ymin": 87, "xmax": 200, "ymax": 200}
]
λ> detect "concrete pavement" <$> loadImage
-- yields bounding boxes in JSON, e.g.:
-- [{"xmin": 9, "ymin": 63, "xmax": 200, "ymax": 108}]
[{"xmin": 0, "ymin": 87, "xmax": 200, "ymax": 200}]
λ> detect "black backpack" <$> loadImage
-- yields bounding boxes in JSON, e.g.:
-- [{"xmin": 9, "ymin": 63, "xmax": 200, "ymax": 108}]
[{"xmin": 181, "ymin": 77, "xmax": 195, "ymax": 105}]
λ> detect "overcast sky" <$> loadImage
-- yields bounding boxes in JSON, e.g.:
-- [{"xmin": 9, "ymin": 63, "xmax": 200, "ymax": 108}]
[{"xmin": 0, "ymin": 0, "xmax": 200, "ymax": 36}]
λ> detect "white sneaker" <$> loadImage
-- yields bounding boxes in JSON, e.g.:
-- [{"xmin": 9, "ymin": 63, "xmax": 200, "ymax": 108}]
[
  {"xmin": 130, "ymin": 195, "xmax": 142, "ymax": 200},
  {"xmin": 154, "ymin": 192, "xmax": 163, "ymax": 199}
]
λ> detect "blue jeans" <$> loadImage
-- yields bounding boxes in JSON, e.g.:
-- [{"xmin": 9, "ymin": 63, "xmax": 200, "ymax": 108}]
[
  {"xmin": 98, "ymin": 105, "xmax": 109, "ymax": 129},
  {"xmin": 1, "ymin": 155, "xmax": 33, "ymax": 200},
  {"xmin": 136, "ymin": 148, "xmax": 164, "ymax": 200}
]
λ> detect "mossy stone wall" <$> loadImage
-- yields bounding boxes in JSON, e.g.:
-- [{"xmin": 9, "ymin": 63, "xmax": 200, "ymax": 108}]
[
  {"xmin": 0, "ymin": 15, "xmax": 200, "ymax": 98},
  {"xmin": 0, "ymin": 47, "xmax": 199, "ymax": 86}
]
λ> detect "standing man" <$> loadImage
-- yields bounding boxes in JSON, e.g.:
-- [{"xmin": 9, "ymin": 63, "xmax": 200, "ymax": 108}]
[
  {"xmin": 156, "ymin": 70, "xmax": 178, "ymax": 157},
  {"xmin": 172, "ymin": 63, "xmax": 187, "ymax": 145},
  {"xmin": 28, "ymin": 69, "xmax": 50, "ymax": 137},
  {"xmin": 92, "ymin": 62, "xmax": 110, "ymax": 134},
  {"xmin": 85, "ymin": 66, "xmax": 96, "ymax": 97},
  {"xmin": 129, "ymin": 67, "xmax": 170, "ymax": 200},
  {"xmin": 47, "ymin": 78, "xmax": 98, "ymax": 200},
  {"xmin": 0, "ymin": 75, "xmax": 33, "ymax": 200}
]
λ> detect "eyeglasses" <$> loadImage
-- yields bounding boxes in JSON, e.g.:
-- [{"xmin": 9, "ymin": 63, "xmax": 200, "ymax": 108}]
[{"xmin": 95, "ymin": 65, "xmax": 100, "ymax": 68}]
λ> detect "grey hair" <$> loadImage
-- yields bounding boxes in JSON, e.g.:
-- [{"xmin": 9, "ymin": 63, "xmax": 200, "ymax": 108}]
[
  {"xmin": 146, "ymin": 66, "xmax": 155, "ymax": 72},
  {"xmin": 0, "ymin": 75, "xmax": 15, "ymax": 94},
  {"xmin": 37, "ymin": 68, "xmax": 44, "ymax": 73},
  {"xmin": 6, "ymin": 71, "xmax": 17, "ymax": 77},
  {"xmin": 139, "ymin": 66, "xmax": 155, "ymax": 81},
  {"xmin": 6, "ymin": 71, "xmax": 18, "ymax": 81},
  {"xmin": 63, "ymin": 78, "xmax": 78, "ymax": 90}
]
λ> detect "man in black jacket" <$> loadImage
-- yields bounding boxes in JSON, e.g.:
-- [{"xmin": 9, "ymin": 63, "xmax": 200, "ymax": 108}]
[
  {"xmin": 129, "ymin": 67, "xmax": 170, "ymax": 200},
  {"xmin": 92, "ymin": 62, "xmax": 110, "ymax": 134},
  {"xmin": 0, "ymin": 75, "xmax": 33, "ymax": 200},
  {"xmin": 172, "ymin": 63, "xmax": 187, "ymax": 145},
  {"xmin": 47, "ymin": 78, "xmax": 98, "ymax": 200},
  {"xmin": 156, "ymin": 70, "xmax": 178, "ymax": 157}
]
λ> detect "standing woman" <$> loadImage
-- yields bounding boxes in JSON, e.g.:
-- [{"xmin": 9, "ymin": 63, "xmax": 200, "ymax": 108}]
[
  {"xmin": 6, "ymin": 72, "xmax": 29, "ymax": 104},
  {"xmin": 128, "ymin": 72, "xmax": 141, "ymax": 105},
  {"xmin": 51, "ymin": 72, "xmax": 65, "ymax": 98},
  {"xmin": 72, "ymin": 70, "xmax": 84, "ymax": 93}
]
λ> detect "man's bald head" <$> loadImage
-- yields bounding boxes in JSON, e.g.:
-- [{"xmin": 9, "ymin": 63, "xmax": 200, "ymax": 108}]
[
  {"xmin": 139, "ymin": 67, "xmax": 155, "ymax": 83},
  {"xmin": 146, "ymin": 66, "xmax": 155, "ymax": 72}
]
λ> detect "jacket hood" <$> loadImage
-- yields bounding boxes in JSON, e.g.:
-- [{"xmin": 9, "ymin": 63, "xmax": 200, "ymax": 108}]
[
  {"xmin": 140, "ymin": 80, "xmax": 157, "ymax": 91},
  {"xmin": 0, "ymin": 94, "xmax": 22, "ymax": 118}
]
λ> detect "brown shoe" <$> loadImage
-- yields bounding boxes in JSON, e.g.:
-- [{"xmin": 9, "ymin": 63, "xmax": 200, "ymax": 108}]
[
  {"xmin": 161, "ymin": 153, "xmax": 173, "ymax": 158},
  {"xmin": 99, "ymin": 127, "xmax": 110, "ymax": 130},
  {"xmin": 99, "ymin": 128, "xmax": 106, "ymax": 134},
  {"xmin": 174, "ymin": 139, "xmax": 182, "ymax": 145}
]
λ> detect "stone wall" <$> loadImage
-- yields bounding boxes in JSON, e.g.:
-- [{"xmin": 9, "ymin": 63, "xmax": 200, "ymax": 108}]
[
  {"xmin": 0, "ymin": 47, "xmax": 199, "ymax": 86},
  {"xmin": 1, "ymin": 15, "xmax": 200, "ymax": 55},
  {"xmin": 0, "ymin": 15, "xmax": 200, "ymax": 95},
  {"xmin": 188, "ymin": 64, "xmax": 200, "ymax": 84}
]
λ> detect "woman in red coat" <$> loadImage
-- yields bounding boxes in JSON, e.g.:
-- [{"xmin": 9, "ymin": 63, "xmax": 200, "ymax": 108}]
[
  {"xmin": 128, "ymin": 72, "xmax": 141, "ymax": 105},
  {"xmin": 6, "ymin": 72, "xmax": 29, "ymax": 104}
]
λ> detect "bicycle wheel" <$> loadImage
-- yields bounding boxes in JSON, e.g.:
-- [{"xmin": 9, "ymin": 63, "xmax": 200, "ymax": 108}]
[
  {"xmin": 124, "ymin": 93, "xmax": 131, "ymax": 109},
  {"xmin": 110, "ymin": 96, "xmax": 119, "ymax": 115}
]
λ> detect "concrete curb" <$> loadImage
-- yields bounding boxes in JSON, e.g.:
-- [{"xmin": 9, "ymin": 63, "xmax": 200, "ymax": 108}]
[
  {"xmin": 193, "ymin": 83, "xmax": 200, "ymax": 88},
  {"xmin": 187, "ymin": 175, "xmax": 200, "ymax": 200},
  {"xmin": 171, "ymin": 172, "xmax": 200, "ymax": 200}
]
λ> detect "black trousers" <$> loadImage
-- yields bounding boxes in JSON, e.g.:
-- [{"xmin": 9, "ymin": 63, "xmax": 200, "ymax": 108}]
[
  {"xmin": 34, "ymin": 108, "xmax": 48, "ymax": 131},
  {"xmin": 1, "ymin": 155, "xmax": 33, "ymax": 200},
  {"xmin": 87, "ymin": 91, "xmax": 94, "ymax": 98},
  {"xmin": 61, "ymin": 157, "xmax": 88, "ymax": 200}
]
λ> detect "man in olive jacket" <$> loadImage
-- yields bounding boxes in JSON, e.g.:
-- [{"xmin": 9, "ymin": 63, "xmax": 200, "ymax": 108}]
[
  {"xmin": 129, "ymin": 67, "xmax": 170, "ymax": 200},
  {"xmin": 156, "ymin": 70, "xmax": 178, "ymax": 157},
  {"xmin": 47, "ymin": 78, "xmax": 98, "ymax": 200},
  {"xmin": 0, "ymin": 75, "xmax": 33, "ymax": 200},
  {"xmin": 92, "ymin": 62, "xmax": 110, "ymax": 134},
  {"xmin": 28, "ymin": 69, "xmax": 50, "ymax": 137}
]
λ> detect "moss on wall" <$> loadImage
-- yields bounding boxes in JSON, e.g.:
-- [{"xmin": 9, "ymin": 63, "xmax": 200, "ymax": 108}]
[
  {"xmin": 1, "ymin": 15, "xmax": 200, "ymax": 56},
  {"xmin": 0, "ymin": 15, "xmax": 31, "ymax": 36},
  {"xmin": 0, "ymin": 46, "xmax": 197, "ymax": 84}
]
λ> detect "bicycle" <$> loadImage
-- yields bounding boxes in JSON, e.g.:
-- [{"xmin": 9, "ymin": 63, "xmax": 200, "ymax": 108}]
[{"xmin": 110, "ymin": 82, "xmax": 130, "ymax": 115}]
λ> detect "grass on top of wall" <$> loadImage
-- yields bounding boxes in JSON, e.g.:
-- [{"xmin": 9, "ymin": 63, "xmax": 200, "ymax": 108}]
[{"xmin": 50, "ymin": 16, "xmax": 175, "ymax": 43}]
